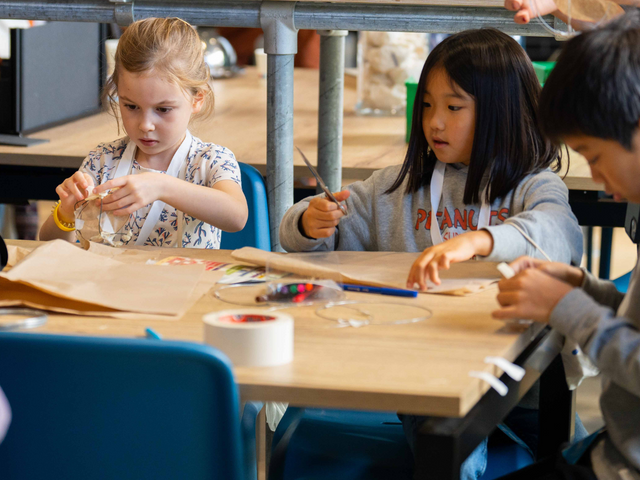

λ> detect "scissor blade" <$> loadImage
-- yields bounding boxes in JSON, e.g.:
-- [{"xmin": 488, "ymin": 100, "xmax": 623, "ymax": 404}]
[
  {"xmin": 296, "ymin": 146, "xmax": 347, "ymax": 215},
  {"xmin": 296, "ymin": 146, "xmax": 327, "ymax": 189}
]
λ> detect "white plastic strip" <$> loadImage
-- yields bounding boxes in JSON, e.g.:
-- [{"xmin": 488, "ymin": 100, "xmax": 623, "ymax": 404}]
[
  {"xmin": 497, "ymin": 262, "xmax": 515, "ymax": 279},
  {"xmin": 469, "ymin": 371, "xmax": 508, "ymax": 397},
  {"xmin": 485, "ymin": 356, "xmax": 525, "ymax": 381}
]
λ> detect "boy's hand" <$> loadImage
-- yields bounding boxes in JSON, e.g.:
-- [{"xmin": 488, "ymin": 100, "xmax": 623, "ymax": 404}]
[
  {"xmin": 300, "ymin": 190, "xmax": 350, "ymax": 239},
  {"xmin": 95, "ymin": 173, "xmax": 167, "ymax": 216},
  {"xmin": 492, "ymin": 268, "xmax": 574, "ymax": 323},
  {"xmin": 407, "ymin": 231, "xmax": 493, "ymax": 291},
  {"xmin": 56, "ymin": 172, "xmax": 95, "ymax": 222},
  {"xmin": 509, "ymin": 256, "xmax": 585, "ymax": 287}
]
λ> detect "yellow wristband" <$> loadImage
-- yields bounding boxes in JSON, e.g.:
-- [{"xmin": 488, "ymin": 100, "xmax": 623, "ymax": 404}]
[{"xmin": 53, "ymin": 201, "xmax": 75, "ymax": 232}]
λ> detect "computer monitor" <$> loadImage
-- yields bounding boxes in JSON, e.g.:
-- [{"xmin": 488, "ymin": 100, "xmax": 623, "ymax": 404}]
[{"xmin": 0, "ymin": 21, "xmax": 106, "ymax": 146}]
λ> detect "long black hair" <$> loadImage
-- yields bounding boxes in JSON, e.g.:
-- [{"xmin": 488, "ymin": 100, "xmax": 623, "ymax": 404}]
[{"xmin": 386, "ymin": 29, "xmax": 560, "ymax": 204}]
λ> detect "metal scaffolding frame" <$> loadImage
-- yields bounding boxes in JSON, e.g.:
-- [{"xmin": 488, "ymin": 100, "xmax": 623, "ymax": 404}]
[{"xmin": 0, "ymin": 0, "xmax": 564, "ymax": 251}]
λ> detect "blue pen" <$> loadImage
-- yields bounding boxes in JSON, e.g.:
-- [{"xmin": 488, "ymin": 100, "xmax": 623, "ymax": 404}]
[
  {"xmin": 339, "ymin": 283, "xmax": 418, "ymax": 298},
  {"xmin": 145, "ymin": 327, "xmax": 162, "ymax": 340}
]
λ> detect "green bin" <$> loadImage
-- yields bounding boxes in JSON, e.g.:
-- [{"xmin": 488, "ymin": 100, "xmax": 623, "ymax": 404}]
[
  {"xmin": 532, "ymin": 61, "xmax": 556, "ymax": 86},
  {"xmin": 405, "ymin": 77, "xmax": 419, "ymax": 143}
]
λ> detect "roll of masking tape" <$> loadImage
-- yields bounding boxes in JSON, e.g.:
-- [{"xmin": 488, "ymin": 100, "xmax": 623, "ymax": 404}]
[{"xmin": 203, "ymin": 309, "xmax": 294, "ymax": 367}]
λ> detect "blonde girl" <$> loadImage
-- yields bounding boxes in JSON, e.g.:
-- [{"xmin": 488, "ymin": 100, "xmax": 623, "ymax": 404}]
[{"xmin": 40, "ymin": 17, "xmax": 247, "ymax": 248}]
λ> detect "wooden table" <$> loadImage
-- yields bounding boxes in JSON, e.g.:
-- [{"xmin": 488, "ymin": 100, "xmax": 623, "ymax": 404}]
[
  {"xmin": 0, "ymin": 67, "xmax": 599, "ymax": 192},
  {"xmin": 4, "ymin": 239, "xmax": 571, "ymax": 479},
  {"xmin": 5, "ymin": 240, "xmax": 534, "ymax": 416}
]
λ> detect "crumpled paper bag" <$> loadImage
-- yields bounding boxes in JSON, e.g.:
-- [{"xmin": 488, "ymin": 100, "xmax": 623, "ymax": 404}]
[
  {"xmin": 0, "ymin": 239, "xmax": 204, "ymax": 319},
  {"xmin": 4, "ymin": 245, "xmax": 31, "ymax": 271}
]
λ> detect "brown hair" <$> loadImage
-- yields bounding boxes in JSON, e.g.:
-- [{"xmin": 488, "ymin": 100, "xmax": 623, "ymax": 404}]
[{"xmin": 103, "ymin": 17, "xmax": 214, "ymax": 129}]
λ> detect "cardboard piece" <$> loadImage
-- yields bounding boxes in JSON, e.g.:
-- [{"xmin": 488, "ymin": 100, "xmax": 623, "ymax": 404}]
[
  {"xmin": 0, "ymin": 240, "xmax": 205, "ymax": 319},
  {"xmin": 231, "ymin": 247, "xmax": 501, "ymax": 296}
]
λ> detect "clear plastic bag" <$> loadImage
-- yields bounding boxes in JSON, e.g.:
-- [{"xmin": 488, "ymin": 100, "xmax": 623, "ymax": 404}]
[{"xmin": 74, "ymin": 187, "xmax": 132, "ymax": 248}]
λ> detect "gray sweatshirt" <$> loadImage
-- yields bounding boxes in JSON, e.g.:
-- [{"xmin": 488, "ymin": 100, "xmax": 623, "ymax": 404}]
[
  {"xmin": 280, "ymin": 163, "xmax": 583, "ymax": 265},
  {"xmin": 551, "ymin": 251, "xmax": 640, "ymax": 479}
]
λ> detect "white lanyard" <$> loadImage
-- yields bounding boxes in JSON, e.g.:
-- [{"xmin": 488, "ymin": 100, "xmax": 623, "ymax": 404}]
[
  {"xmin": 429, "ymin": 160, "xmax": 491, "ymax": 245},
  {"xmin": 112, "ymin": 131, "xmax": 192, "ymax": 247}
]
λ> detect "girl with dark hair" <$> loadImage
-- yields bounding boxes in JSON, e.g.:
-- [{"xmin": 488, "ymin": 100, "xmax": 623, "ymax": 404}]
[
  {"xmin": 280, "ymin": 28, "xmax": 582, "ymax": 290},
  {"xmin": 279, "ymin": 28, "xmax": 587, "ymax": 479}
]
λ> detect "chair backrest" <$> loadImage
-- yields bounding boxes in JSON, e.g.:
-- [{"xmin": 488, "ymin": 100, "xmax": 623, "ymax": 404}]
[
  {"xmin": 221, "ymin": 162, "xmax": 271, "ymax": 251},
  {"xmin": 0, "ymin": 332, "xmax": 244, "ymax": 480}
]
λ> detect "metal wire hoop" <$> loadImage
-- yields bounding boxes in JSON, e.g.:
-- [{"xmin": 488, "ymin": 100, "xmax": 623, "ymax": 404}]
[
  {"xmin": 0, "ymin": 308, "xmax": 48, "ymax": 331},
  {"xmin": 315, "ymin": 301, "xmax": 433, "ymax": 327}
]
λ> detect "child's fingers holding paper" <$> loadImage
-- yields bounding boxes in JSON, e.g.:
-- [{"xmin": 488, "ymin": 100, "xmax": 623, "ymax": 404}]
[
  {"xmin": 509, "ymin": 257, "xmax": 584, "ymax": 286},
  {"xmin": 94, "ymin": 176, "xmax": 127, "ymax": 195},
  {"xmin": 62, "ymin": 174, "xmax": 88, "ymax": 201},
  {"xmin": 508, "ymin": 256, "xmax": 543, "ymax": 274},
  {"xmin": 492, "ymin": 269, "xmax": 573, "ymax": 323},
  {"xmin": 407, "ymin": 249, "xmax": 437, "ymax": 291},
  {"xmin": 102, "ymin": 193, "xmax": 139, "ymax": 216},
  {"xmin": 99, "ymin": 185, "xmax": 129, "ymax": 207}
]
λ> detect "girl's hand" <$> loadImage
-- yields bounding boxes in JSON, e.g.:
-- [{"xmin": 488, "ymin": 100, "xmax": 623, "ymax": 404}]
[
  {"xmin": 56, "ymin": 172, "xmax": 95, "ymax": 222},
  {"xmin": 508, "ymin": 256, "xmax": 585, "ymax": 287},
  {"xmin": 300, "ymin": 190, "xmax": 350, "ymax": 239},
  {"xmin": 492, "ymin": 268, "xmax": 574, "ymax": 323},
  {"xmin": 95, "ymin": 173, "xmax": 167, "ymax": 216},
  {"xmin": 407, "ymin": 230, "xmax": 493, "ymax": 291}
]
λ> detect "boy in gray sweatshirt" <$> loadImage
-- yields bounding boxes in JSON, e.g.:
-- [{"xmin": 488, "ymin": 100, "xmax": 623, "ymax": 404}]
[{"xmin": 495, "ymin": 11, "xmax": 640, "ymax": 480}]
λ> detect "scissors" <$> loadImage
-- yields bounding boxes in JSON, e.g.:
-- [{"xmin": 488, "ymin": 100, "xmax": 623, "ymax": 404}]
[{"xmin": 296, "ymin": 146, "xmax": 348, "ymax": 216}]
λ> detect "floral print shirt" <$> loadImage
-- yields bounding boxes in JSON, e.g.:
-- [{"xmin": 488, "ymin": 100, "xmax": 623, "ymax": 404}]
[{"xmin": 79, "ymin": 135, "xmax": 241, "ymax": 249}]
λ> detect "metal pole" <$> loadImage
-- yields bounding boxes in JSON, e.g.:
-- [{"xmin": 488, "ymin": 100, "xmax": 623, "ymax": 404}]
[
  {"xmin": 316, "ymin": 30, "xmax": 347, "ymax": 195},
  {"xmin": 266, "ymin": 55, "xmax": 295, "ymax": 252},
  {"xmin": 294, "ymin": 3, "xmax": 561, "ymax": 36},
  {"xmin": 0, "ymin": 0, "xmax": 262, "ymax": 27},
  {"xmin": 261, "ymin": 1, "xmax": 298, "ymax": 252},
  {"xmin": 0, "ymin": 1, "xmax": 563, "ymax": 37}
]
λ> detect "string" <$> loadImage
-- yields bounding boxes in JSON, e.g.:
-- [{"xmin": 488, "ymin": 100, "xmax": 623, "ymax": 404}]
[
  {"xmin": 508, "ymin": 222, "xmax": 552, "ymax": 261},
  {"xmin": 530, "ymin": 0, "xmax": 616, "ymax": 38},
  {"xmin": 530, "ymin": 0, "xmax": 576, "ymax": 38}
]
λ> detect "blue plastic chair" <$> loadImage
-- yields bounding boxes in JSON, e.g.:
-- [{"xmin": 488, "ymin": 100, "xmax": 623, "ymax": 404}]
[
  {"xmin": 220, "ymin": 163, "xmax": 270, "ymax": 251},
  {"xmin": 270, "ymin": 407, "xmax": 533, "ymax": 480},
  {"xmin": 0, "ymin": 332, "xmax": 253, "ymax": 480}
]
